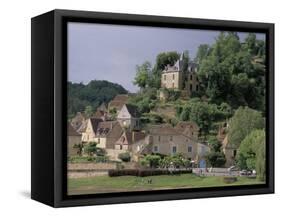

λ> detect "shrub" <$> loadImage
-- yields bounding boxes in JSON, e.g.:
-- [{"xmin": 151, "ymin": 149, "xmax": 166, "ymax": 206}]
[
  {"xmin": 108, "ymin": 169, "xmax": 192, "ymax": 177},
  {"xmin": 118, "ymin": 152, "xmax": 131, "ymax": 162},
  {"xmin": 223, "ymin": 177, "xmax": 238, "ymax": 184}
]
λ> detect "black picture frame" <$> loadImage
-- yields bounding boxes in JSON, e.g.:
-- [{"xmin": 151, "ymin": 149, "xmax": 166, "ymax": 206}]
[{"xmin": 31, "ymin": 9, "xmax": 274, "ymax": 207}]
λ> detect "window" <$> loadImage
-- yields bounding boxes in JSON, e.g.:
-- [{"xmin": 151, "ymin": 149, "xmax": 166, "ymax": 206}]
[
  {"xmin": 154, "ymin": 146, "xmax": 158, "ymax": 152},
  {"xmin": 196, "ymin": 84, "xmax": 199, "ymax": 91},
  {"xmin": 172, "ymin": 74, "xmax": 175, "ymax": 80},
  {"xmin": 172, "ymin": 146, "xmax": 177, "ymax": 154},
  {"xmin": 164, "ymin": 75, "xmax": 166, "ymax": 80},
  {"xmin": 190, "ymin": 84, "xmax": 193, "ymax": 91},
  {"xmin": 170, "ymin": 136, "xmax": 173, "ymax": 141},
  {"xmin": 98, "ymin": 138, "xmax": 100, "ymax": 143},
  {"xmin": 158, "ymin": 136, "xmax": 161, "ymax": 142},
  {"xmin": 188, "ymin": 146, "xmax": 192, "ymax": 153},
  {"xmin": 172, "ymin": 82, "xmax": 174, "ymax": 88},
  {"xmin": 233, "ymin": 150, "xmax": 237, "ymax": 157},
  {"xmin": 190, "ymin": 75, "xmax": 193, "ymax": 80}
]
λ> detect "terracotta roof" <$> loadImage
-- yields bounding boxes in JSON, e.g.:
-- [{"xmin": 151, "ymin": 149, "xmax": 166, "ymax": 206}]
[{"xmin": 68, "ymin": 123, "xmax": 81, "ymax": 136}]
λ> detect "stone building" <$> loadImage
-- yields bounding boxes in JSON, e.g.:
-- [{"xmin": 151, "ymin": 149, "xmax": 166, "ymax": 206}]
[
  {"xmin": 117, "ymin": 104, "xmax": 140, "ymax": 130},
  {"xmin": 115, "ymin": 131, "xmax": 145, "ymax": 151},
  {"xmin": 161, "ymin": 52, "xmax": 200, "ymax": 97},
  {"xmin": 67, "ymin": 123, "xmax": 82, "ymax": 156}
]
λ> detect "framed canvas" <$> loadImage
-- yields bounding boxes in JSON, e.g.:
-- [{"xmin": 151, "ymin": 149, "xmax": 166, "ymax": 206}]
[{"xmin": 31, "ymin": 9, "xmax": 274, "ymax": 207}]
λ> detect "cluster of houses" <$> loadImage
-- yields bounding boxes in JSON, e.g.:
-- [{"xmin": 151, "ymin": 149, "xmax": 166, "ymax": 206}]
[
  {"xmin": 68, "ymin": 52, "xmax": 235, "ymax": 168},
  {"xmin": 68, "ymin": 93, "xmax": 210, "ymax": 166}
]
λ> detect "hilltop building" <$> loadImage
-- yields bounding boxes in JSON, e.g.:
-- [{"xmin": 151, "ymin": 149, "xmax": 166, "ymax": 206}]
[{"xmin": 160, "ymin": 52, "xmax": 200, "ymax": 99}]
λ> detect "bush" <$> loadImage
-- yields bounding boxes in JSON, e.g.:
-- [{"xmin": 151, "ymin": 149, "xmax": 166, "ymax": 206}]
[
  {"xmin": 108, "ymin": 169, "xmax": 192, "ymax": 177},
  {"xmin": 118, "ymin": 152, "xmax": 131, "ymax": 162},
  {"xmin": 223, "ymin": 177, "xmax": 238, "ymax": 184}
]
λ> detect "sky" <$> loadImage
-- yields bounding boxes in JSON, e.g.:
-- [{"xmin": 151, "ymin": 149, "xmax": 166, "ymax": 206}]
[{"xmin": 68, "ymin": 22, "xmax": 265, "ymax": 93}]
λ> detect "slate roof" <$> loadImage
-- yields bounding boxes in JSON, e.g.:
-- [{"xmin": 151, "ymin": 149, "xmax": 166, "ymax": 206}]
[
  {"xmin": 89, "ymin": 118, "xmax": 103, "ymax": 134},
  {"xmin": 96, "ymin": 121, "xmax": 123, "ymax": 138},
  {"xmin": 116, "ymin": 131, "xmax": 146, "ymax": 145},
  {"xmin": 148, "ymin": 124, "xmax": 182, "ymax": 136},
  {"xmin": 124, "ymin": 104, "xmax": 140, "ymax": 118}
]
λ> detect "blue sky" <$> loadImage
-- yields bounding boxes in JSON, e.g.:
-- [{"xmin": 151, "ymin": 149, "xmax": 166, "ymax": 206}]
[{"xmin": 68, "ymin": 22, "xmax": 265, "ymax": 93}]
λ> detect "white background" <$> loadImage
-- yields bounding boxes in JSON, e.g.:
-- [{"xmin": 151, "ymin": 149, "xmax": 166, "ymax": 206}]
[{"xmin": 0, "ymin": 0, "xmax": 279, "ymax": 215}]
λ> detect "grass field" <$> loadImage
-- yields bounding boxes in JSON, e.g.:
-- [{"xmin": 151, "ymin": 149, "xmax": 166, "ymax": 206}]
[{"xmin": 68, "ymin": 174, "xmax": 264, "ymax": 195}]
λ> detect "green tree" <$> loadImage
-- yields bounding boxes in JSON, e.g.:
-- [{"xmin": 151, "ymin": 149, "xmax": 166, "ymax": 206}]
[
  {"xmin": 73, "ymin": 143, "xmax": 83, "ymax": 156},
  {"xmin": 197, "ymin": 32, "xmax": 265, "ymax": 110},
  {"xmin": 206, "ymin": 152, "xmax": 226, "ymax": 167},
  {"xmin": 118, "ymin": 152, "xmax": 131, "ymax": 162},
  {"xmin": 142, "ymin": 154, "xmax": 162, "ymax": 168},
  {"xmin": 195, "ymin": 44, "xmax": 211, "ymax": 65},
  {"xmin": 84, "ymin": 105, "xmax": 94, "ymax": 118},
  {"xmin": 84, "ymin": 142, "xmax": 98, "ymax": 156},
  {"xmin": 133, "ymin": 61, "xmax": 152, "ymax": 89},
  {"xmin": 237, "ymin": 129, "xmax": 266, "ymax": 181},
  {"xmin": 178, "ymin": 99, "xmax": 226, "ymax": 137},
  {"xmin": 228, "ymin": 107, "xmax": 264, "ymax": 147}
]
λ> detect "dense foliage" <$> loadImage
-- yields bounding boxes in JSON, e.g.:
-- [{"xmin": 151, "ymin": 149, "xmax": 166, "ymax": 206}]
[
  {"xmin": 228, "ymin": 106, "xmax": 264, "ymax": 147},
  {"xmin": 68, "ymin": 80, "xmax": 128, "ymax": 117},
  {"xmin": 197, "ymin": 32, "xmax": 266, "ymax": 111},
  {"xmin": 237, "ymin": 130, "xmax": 266, "ymax": 181}
]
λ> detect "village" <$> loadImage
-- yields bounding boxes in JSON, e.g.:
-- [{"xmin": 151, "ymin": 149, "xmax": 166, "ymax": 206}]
[{"xmin": 68, "ymin": 53, "xmax": 237, "ymax": 175}]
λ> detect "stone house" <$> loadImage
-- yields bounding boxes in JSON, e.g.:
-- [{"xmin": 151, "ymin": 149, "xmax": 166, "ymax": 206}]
[
  {"xmin": 161, "ymin": 52, "xmax": 200, "ymax": 97},
  {"xmin": 82, "ymin": 117, "xmax": 124, "ymax": 150},
  {"xmin": 132, "ymin": 124, "xmax": 199, "ymax": 160},
  {"xmin": 95, "ymin": 121, "xmax": 123, "ymax": 149},
  {"xmin": 117, "ymin": 104, "xmax": 140, "ymax": 130},
  {"xmin": 67, "ymin": 123, "xmax": 82, "ymax": 156},
  {"xmin": 175, "ymin": 121, "xmax": 199, "ymax": 140},
  {"xmin": 115, "ymin": 131, "xmax": 146, "ymax": 151},
  {"xmin": 81, "ymin": 118, "xmax": 103, "ymax": 143}
]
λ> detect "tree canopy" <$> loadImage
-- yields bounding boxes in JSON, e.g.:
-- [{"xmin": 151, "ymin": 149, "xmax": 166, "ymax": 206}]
[
  {"xmin": 237, "ymin": 129, "xmax": 266, "ymax": 181},
  {"xmin": 197, "ymin": 32, "xmax": 265, "ymax": 110},
  {"xmin": 228, "ymin": 106, "xmax": 264, "ymax": 147},
  {"xmin": 68, "ymin": 80, "xmax": 128, "ymax": 117}
]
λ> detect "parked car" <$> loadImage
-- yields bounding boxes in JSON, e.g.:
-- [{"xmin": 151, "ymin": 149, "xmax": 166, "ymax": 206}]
[
  {"xmin": 228, "ymin": 166, "xmax": 239, "ymax": 172},
  {"xmin": 240, "ymin": 170, "xmax": 252, "ymax": 176}
]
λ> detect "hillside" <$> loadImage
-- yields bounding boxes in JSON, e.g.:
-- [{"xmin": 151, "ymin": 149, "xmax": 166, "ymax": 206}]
[{"xmin": 68, "ymin": 80, "xmax": 128, "ymax": 117}]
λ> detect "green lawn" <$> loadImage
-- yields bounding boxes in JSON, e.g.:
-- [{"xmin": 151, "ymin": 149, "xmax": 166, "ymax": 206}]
[{"xmin": 68, "ymin": 174, "xmax": 264, "ymax": 195}]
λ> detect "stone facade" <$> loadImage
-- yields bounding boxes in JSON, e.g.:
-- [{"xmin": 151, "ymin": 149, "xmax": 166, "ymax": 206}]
[
  {"xmin": 67, "ymin": 123, "xmax": 82, "ymax": 156},
  {"xmin": 117, "ymin": 104, "xmax": 140, "ymax": 130},
  {"xmin": 160, "ymin": 52, "xmax": 200, "ymax": 97}
]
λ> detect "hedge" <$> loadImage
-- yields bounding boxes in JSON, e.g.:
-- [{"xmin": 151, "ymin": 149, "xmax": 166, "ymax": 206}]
[{"xmin": 108, "ymin": 169, "xmax": 192, "ymax": 177}]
